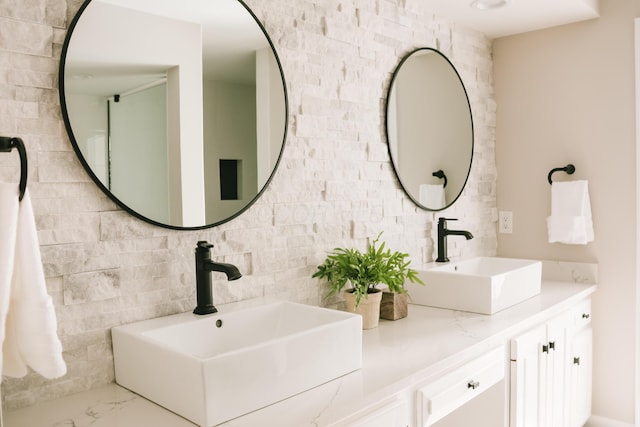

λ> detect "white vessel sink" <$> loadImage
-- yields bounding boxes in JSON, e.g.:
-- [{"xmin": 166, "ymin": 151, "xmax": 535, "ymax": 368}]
[
  {"xmin": 407, "ymin": 257, "xmax": 542, "ymax": 314},
  {"xmin": 112, "ymin": 301, "xmax": 362, "ymax": 427}
]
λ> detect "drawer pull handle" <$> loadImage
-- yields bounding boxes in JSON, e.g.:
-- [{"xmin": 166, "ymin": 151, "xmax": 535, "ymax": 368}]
[
  {"xmin": 582, "ymin": 313, "xmax": 590, "ymax": 319},
  {"xmin": 574, "ymin": 357, "xmax": 581, "ymax": 365},
  {"xmin": 543, "ymin": 341, "xmax": 556, "ymax": 353},
  {"xmin": 468, "ymin": 380, "xmax": 480, "ymax": 390}
]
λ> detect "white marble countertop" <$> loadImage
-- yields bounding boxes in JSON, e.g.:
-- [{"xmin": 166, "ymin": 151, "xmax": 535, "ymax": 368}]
[{"xmin": 4, "ymin": 261, "xmax": 597, "ymax": 427}]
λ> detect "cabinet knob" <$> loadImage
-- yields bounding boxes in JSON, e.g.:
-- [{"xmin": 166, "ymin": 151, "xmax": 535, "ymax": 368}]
[
  {"xmin": 468, "ymin": 380, "xmax": 480, "ymax": 390},
  {"xmin": 549, "ymin": 341, "xmax": 556, "ymax": 351},
  {"xmin": 582, "ymin": 313, "xmax": 590, "ymax": 319},
  {"xmin": 574, "ymin": 357, "xmax": 581, "ymax": 365}
]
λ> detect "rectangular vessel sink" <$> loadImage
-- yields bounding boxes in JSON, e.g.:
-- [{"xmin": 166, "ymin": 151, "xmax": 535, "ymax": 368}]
[
  {"xmin": 112, "ymin": 301, "xmax": 362, "ymax": 426},
  {"xmin": 407, "ymin": 257, "xmax": 542, "ymax": 314}
]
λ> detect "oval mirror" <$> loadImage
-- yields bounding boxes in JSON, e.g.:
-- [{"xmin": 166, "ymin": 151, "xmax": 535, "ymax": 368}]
[
  {"xmin": 385, "ymin": 48, "xmax": 473, "ymax": 211},
  {"xmin": 60, "ymin": 0, "xmax": 288, "ymax": 229}
]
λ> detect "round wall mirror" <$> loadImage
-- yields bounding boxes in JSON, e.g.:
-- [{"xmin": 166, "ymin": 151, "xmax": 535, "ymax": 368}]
[
  {"xmin": 60, "ymin": 0, "xmax": 288, "ymax": 229},
  {"xmin": 385, "ymin": 48, "xmax": 473, "ymax": 211}
]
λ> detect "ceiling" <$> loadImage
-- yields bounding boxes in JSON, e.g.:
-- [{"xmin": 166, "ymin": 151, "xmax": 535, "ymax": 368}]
[{"xmin": 424, "ymin": 0, "xmax": 600, "ymax": 39}]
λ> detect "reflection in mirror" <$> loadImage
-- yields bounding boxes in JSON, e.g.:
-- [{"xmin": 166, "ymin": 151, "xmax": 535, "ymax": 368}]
[
  {"xmin": 61, "ymin": 0, "xmax": 288, "ymax": 229},
  {"xmin": 386, "ymin": 48, "xmax": 473, "ymax": 211}
]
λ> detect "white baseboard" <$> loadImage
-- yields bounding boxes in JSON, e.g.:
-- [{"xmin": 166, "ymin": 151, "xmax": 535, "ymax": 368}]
[{"xmin": 586, "ymin": 415, "xmax": 635, "ymax": 427}]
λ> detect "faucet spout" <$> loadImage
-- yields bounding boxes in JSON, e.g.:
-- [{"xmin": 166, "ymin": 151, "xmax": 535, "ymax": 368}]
[
  {"xmin": 436, "ymin": 218, "xmax": 474, "ymax": 263},
  {"xmin": 206, "ymin": 261, "xmax": 242, "ymax": 281},
  {"xmin": 194, "ymin": 241, "xmax": 242, "ymax": 315},
  {"xmin": 445, "ymin": 230, "xmax": 474, "ymax": 240}
]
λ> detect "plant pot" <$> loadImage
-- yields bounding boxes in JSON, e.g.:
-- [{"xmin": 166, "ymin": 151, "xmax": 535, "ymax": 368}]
[
  {"xmin": 344, "ymin": 289, "xmax": 382, "ymax": 330},
  {"xmin": 380, "ymin": 291, "xmax": 408, "ymax": 321}
]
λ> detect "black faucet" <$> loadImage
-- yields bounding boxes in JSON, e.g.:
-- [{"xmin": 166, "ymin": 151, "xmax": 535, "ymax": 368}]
[
  {"xmin": 436, "ymin": 218, "xmax": 474, "ymax": 263},
  {"xmin": 194, "ymin": 241, "xmax": 242, "ymax": 315}
]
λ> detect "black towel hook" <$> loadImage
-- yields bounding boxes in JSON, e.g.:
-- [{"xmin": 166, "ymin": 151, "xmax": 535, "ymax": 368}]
[
  {"xmin": 548, "ymin": 164, "xmax": 575, "ymax": 185},
  {"xmin": 432, "ymin": 170, "xmax": 448, "ymax": 188},
  {"xmin": 0, "ymin": 136, "xmax": 28, "ymax": 201}
]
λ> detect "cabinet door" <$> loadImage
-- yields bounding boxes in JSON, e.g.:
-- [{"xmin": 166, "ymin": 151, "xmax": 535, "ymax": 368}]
[
  {"xmin": 545, "ymin": 313, "xmax": 569, "ymax": 427},
  {"xmin": 510, "ymin": 312, "xmax": 574, "ymax": 427},
  {"xmin": 566, "ymin": 327, "xmax": 592, "ymax": 427},
  {"xmin": 510, "ymin": 324, "xmax": 547, "ymax": 427}
]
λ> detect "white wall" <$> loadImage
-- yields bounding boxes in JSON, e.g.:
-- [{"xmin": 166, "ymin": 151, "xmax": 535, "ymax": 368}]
[
  {"xmin": 256, "ymin": 47, "xmax": 286, "ymax": 188},
  {"xmin": 203, "ymin": 79, "xmax": 257, "ymax": 223},
  {"xmin": 494, "ymin": 1, "xmax": 640, "ymax": 423}
]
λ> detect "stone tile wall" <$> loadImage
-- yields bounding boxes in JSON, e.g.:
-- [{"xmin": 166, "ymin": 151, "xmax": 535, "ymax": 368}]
[{"xmin": 0, "ymin": 0, "xmax": 496, "ymax": 410}]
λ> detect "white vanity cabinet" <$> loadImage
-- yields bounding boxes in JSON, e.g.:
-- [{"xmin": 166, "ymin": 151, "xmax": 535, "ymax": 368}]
[
  {"xmin": 339, "ymin": 347, "xmax": 505, "ymax": 427},
  {"xmin": 5, "ymin": 279, "xmax": 596, "ymax": 427},
  {"xmin": 510, "ymin": 297, "xmax": 592, "ymax": 427},
  {"xmin": 340, "ymin": 295, "xmax": 594, "ymax": 427}
]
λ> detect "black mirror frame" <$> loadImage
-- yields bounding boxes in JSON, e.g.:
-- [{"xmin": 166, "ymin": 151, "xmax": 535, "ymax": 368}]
[
  {"xmin": 59, "ymin": 0, "xmax": 289, "ymax": 230},
  {"xmin": 384, "ymin": 47, "xmax": 474, "ymax": 212}
]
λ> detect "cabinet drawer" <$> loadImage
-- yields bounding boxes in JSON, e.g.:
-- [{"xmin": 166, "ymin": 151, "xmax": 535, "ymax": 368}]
[
  {"xmin": 416, "ymin": 346, "xmax": 505, "ymax": 427},
  {"xmin": 571, "ymin": 298, "xmax": 592, "ymax": 331}
]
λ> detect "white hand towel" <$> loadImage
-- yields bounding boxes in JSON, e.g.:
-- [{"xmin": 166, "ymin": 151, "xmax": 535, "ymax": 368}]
[
  {"xmin": 419, "ymin": 184, "xmax": 446, "ymax": 209},
  {"xmin": 0, "ymin": 184, "xmax": 66, "ymax": 380},
  {"xmin": 547, "ymin": 180, "xmax": 594, "ymax": 245},
  {"xmin": 0, "ymin": 185, "xmax": 20, "ymax": 379}
]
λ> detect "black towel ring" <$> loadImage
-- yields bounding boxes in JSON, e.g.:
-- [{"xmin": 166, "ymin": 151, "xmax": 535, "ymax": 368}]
[
  {"xmin": 432, "ymin": 170, "xmax": 448, "ymax": 188},
  {"xmin": 548, "ymin": 164, "xmax": 575, "ymax": 185},
  {"xmin": 0, "ymin": 136, "xmax": 28, "ymax": 201}
]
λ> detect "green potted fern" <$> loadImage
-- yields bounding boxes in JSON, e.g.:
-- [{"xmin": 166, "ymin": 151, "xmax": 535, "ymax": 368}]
[{"xmin": 312, "ymin": 233, "xmax": 424, "ymax": 329}]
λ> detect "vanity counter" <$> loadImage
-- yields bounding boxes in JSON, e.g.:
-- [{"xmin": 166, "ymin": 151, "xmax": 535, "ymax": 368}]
[{"xmin": 4, "ymin": 275, "xmax": 596, "ymax": 427}]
